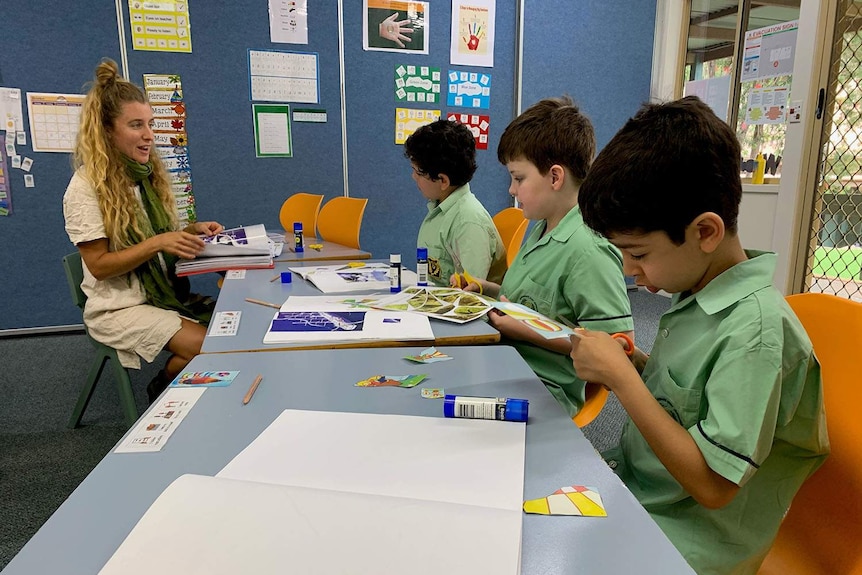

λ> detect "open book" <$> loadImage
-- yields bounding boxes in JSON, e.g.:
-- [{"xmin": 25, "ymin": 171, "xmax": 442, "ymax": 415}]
[
  {"xmin": 175, "ymin": 224, "xmax": 275, "ymax": 276},
  {"xmin": 290, "ymin": 262, "xmax": 418, "ymax": 293},
  {"xmin": 99, "ymin": 410, "xmax": 526, "ymax": 574},
  {"xmin": 262, "ymin": 295, "xmax": 434, "ymax": 344}
]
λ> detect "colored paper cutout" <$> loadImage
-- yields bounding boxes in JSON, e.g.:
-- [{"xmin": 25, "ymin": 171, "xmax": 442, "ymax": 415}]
[
  {"xmin": 405, "ymin": 346, "xmax": 453, "ymax": 364},
  {"xmin": 356, "ymin": 374, "xmax": 428, "ymax": 388},
  {"xmin": 523, "ymin": 486, "xmax": 607, "ymax": 517}
]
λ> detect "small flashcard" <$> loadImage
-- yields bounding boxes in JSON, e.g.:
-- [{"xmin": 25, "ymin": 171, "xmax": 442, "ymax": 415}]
[
  {"xmin": 10, "ymin": 155, "xmax": 21, "ymax": 169},
  {"xmin": 114, "ymin": 388, "xmax": 205, "ymax": 453},
  {"xmin": 405, "ymin": 346, "xmax": 453, "ymax": 364},
  {"xmin": 421, "ymin": 387, "xmax": 445, "ymax": 399},
  {"xmin": 23, "ymin": 174, "xmax": 34, "ymax": 188},
  {"xmin": 170, "ymin": 370, "xmax": 240, "ymax": 388},
  {"xmin": 523, "ymin": 486, "xmax": 607, "ymax": 517},
  {"xmin": 4, "ymin": 117, "xmax": 14, "ymax": 132},
  {"xmin": 209, "ymin": 310, "xmax": 241, "ymax": 337},
  {"xmin": 6, "ymin": 141, "xmax": 16, "ymax": 157},
  {"xmin": 20, "ymin": 157, "xmax": 32, "ymax": 172},
  {"xmin": 16, "ymin": 131, "xmax": 25, "ymax": 145},
  {"xmin": 355, "ymin": 374, "xmax": 428, "ymax": 388},
  {"xmin": 225, "ymin": 269, "xmax": 247, "ymax": 280}
]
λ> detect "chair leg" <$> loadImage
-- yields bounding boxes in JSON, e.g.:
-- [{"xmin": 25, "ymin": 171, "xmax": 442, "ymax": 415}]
[
  {"xmin": 68, "ymin": 352, "xmax": 109, "ymax": 429},
  {"xmin": 111, "ymin": 358, "xmax": 138, "ymax": 427}
]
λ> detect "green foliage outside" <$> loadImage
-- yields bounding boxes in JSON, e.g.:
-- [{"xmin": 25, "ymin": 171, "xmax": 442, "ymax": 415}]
[{"xmin": 811, "ymin": 245, "xmax": 862, "ymax": 279}]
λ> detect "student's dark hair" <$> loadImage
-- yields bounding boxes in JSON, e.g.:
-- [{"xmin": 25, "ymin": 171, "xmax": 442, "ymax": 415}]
[
  {"xmin": 403, "ymin": 119, "xmax": 477, "ymax": 187},
  {"xmin": 497, "ymin": 95, "xmax": 595, "ymax": 185},
  {"xmin": 579, "ymin": 96, "xmax": 742, "ymax": 244}
]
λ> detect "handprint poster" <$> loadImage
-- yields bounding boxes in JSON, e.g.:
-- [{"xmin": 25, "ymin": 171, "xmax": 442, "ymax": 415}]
[
  {"xmin": 364, "ymin": 0, "xmax": 429, "ymax": 54},
  {"xmin": 450, "ymin": 0, "xmax": 495, "ymax": 67}
]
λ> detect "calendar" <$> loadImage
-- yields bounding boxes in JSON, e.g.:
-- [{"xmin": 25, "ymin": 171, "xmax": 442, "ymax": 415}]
[
  {"xmin": 248, "ymin": 49, "xmax": 319, "ymax": 103},
  {"xmin": 26, "ymin": 93, "xmax": 85, "ymax": 153}
]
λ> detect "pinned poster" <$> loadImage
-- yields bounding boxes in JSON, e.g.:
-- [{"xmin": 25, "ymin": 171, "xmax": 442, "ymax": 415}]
[
  {"xmin": 363, "ymin": 0, "xmax": 429, "ymax": 55},
  {"xmin": 143, "ymin": 74, "xmax": 196, "ymax": 224},
  {"xmin": 26, "ymin": 93, "xmax": 85, "ymax": 153},
  {"xmin": 0, "ymin": 88, "xmax": 24, "ymax": 135},
  {"xmin": 395, "ymin": 107, "xmax": 440, "ymax": 144},
  {"xmin": 248, "ymin": 49, "xmax": 319, "ymax": 104},
  {"xmin": 253, "ymin": 104, "xmax": 293, "ymax": 158},
  {"xmin": 0, "ymin": 134, "xmax": 11, "ymax": 215},
  {"xmin": 447, "ymin": 70, "xmax": 491, "ymax": 109},
  {"xmin": 394, "ymin": 64, "xmax": 441, "ymax": 104},
  {"xmin": 741, "ymin": 20, "xmax": 798, "ymax": 82},
  {"xmin": 745, "ymin": 86, "xmax": 789, "ymax": 125},
  {"xmin": 450, "ymin": 0, "xmax": 495, "ymax": 67},
  {"xmin": 447, "ymin": 112, "xmax": 489, "ymax": 150},
  {"xmin": 129, "ymin": 0, "xmax": 192, "ymax": 53},
  {"xmin": 269, "ymin": 0, "xmax": 308, "ymax": 44}
]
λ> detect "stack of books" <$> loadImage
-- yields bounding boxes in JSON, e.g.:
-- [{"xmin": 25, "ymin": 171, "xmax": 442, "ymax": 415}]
[{"xmin": 175, "ymin": 224, "xmax": 276, "ymax": 276}]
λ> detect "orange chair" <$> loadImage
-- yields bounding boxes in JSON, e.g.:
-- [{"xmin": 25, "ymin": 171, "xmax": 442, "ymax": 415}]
[
  {"xmin": 278, "ymin": 192, "xmax": 324, "ymax": 238},
  {"xmin": 758, "ymin": 293, "xmax": 862, "ymax": 575},
  {"xmin": 316, "ymin": 196, "xmax": 368, "ymax": 249},
  {"xmin": 572, "ymin": 382, "xmax": 609, "ymax": 428},
  {"xmin": 493, "ymin": 207, "xmax": 529, "ymax": 266}
]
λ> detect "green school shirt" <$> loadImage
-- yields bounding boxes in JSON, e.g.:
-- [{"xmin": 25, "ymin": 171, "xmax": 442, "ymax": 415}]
[
  {"xmin": 499, "ymin": 206, "xmax": 633, "ymax": 416},
  {"xmin": 417, "ymin": 184, "xmax": 507, "ymax": 287},
  {"xmin": 603, "ymin": 251, "xmax": 829, "ymax": 575}
]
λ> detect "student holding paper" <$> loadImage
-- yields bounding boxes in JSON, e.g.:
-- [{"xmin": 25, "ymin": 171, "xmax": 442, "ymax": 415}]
[
  {"xmin": 63, "ymin": 59, "xmax": 223, "ymax": 402},
  {"xmin": 457, "ymin": 97, "xmax": 633, "ymax": 417}
]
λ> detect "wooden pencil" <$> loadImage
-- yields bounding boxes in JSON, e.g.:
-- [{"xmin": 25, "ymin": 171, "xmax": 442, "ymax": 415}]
[
  {"xmin": 245, "ymin": 297, "xmax": 281, "ymax": 309},
  {"xmin": 242, "ymin": 374, "xmax": 263, "ymax": 405}
]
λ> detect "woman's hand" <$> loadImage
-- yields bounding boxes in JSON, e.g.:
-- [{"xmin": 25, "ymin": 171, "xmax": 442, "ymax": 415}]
[
  {"xmin": 185, "ymin": 221, "xmax": 223, "ymax": 236},
  {"xmin": 158, "ymin": 231, "xmax": 207, "ymax": 259}
]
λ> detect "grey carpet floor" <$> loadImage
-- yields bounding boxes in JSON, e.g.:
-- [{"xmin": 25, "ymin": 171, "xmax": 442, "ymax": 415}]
[{"xmin": 0, "ymin": 288, "xmax": 670, "ymax": 570}]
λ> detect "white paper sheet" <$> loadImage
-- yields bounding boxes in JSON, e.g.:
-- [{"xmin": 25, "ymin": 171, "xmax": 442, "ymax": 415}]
[
  {"xmin": 290, "ymin": 262, "xmax": 418, "ymax": 293},
  {"xmin": 218, "ymin": 410, "xmax": 526, "ymax": 510},
  {"xmin": 99, "ymin": 473, "xmax": 522, "ymax": 575}
]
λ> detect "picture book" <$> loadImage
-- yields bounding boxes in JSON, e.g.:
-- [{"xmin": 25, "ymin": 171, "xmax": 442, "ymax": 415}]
[
  {"xmin": 169, "ymin": 370, "xmax": 240, "ymax": 388},
  {"xmin": 175, "ymin": 224, "xmax": 277, "ymax": 276},
  {"xmin": 371, "ymin": 286, "xmax": 494, "ymax": 324},
  {"xmin": 262, "ymin": 296, "xmax": 434, "ymax": 344},
  {"xmin": 99, "ymin": 410, "xmax": 525, "ymax": 574},
  {"xmin": 289, "ymin": 262, "xmax": 418, "ymax": 293}
]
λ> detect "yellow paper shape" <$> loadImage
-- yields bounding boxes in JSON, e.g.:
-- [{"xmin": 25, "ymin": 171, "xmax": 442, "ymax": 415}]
[{"xmin": 523, "ymin": 485, "xmax": 607, "ymax": 517}]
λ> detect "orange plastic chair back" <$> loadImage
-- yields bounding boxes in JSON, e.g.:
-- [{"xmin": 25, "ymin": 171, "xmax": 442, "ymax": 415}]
[
  {"xmin": 316, "ymin": 196, "xmax": 368, "ymax": 249},
  {"xmin": 279, "ymin": 192, "xmax": 324, "ymax": 237},
  {"xmin": 572, "ymin": 382, "xmax": 609, "ymax": 428},
  {"xmin": 493, "ymin": 207, "xmax": 529, "ymax": 266},
  {"xmin": 758, "ymin": 293, "xmax": 862, "ymax": 575}
]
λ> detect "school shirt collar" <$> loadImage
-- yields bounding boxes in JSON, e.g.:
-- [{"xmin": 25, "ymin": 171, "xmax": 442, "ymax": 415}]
[
  {"xmin": 426, "ymin": 183, "xmax": 471, "ymax": 214},
  {"xmin": 670, "ymin": 250, "xmax": 776, "ymax": 315},
  {"xmin": 530, "ymin": 204, "xmax": 582, "ymax": 249}
]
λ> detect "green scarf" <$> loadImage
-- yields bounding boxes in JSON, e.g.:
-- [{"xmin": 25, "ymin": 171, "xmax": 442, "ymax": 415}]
[{"xmin": 124, "ymin": 156, "xmax": 213, "ymax": 325}]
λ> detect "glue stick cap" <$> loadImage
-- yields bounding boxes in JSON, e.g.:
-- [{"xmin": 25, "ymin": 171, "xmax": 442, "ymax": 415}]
[
  {"xmin": 417, "ymin": 247, "xmax": 428, "ymax": 260},
  {"xmin": 504, "ymin": 398, "xmax": 529, "ymax": 422},
  {"xmin": 390, "ymin": 253, "xmax": 401, "ymax": 264},
  {"xmin": 294, "ymin": 222, "xmax": 303, "ymax": 233}
]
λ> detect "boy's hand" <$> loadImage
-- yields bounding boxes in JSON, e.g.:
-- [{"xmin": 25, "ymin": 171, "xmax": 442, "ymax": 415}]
[
  {"xmin": 569, "ymin": 329, "xmax": 638, "ymax": 391},
  {"xmin": 449, "ymin": 273, "xmax": 482, "ymax": 293},
  {"xmin": 487, "ymin": 308, "xmax": 536, "ymax": 341}
]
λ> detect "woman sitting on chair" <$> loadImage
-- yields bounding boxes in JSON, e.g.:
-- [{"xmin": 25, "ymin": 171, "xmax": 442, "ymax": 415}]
[{"xmin": 63, "ymin": 59, "xmax": 222, "ymax": 403}]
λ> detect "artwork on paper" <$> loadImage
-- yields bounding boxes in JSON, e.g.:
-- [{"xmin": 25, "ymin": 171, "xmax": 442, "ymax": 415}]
[
  {"xmin": 395, "ymin": 108, "xmax": 441, "ymax": 144},
  {"xmin": 395, "ymin": 64, "xmax": 441, "ymax": 104},
  {"xmin": 447, "ymin": 70, "xmax": 491, "ymax": 109},
  {"xmin": 447, "ymin": 112, "xmax": 489, "ymax": 150},
  {"xmin": 270, "ymin": 311, "xmax": 367, "ymax": 333},
  {"xmin": 523, "ymin": 486, "xmax": 607, "ymax": 517}
]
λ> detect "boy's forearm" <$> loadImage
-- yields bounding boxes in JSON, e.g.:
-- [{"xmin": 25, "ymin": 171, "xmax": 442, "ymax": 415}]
[{"xmin": 613, "ymin": 377, "xmax": 739, "ymax": 509}]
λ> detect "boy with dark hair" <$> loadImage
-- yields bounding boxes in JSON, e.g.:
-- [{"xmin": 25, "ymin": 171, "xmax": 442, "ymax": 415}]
[
  {"xmin": 571, "ymin": 96, "xmax": 829, "ymax": 575},
  {"xmin": 404, "ymin": 119, "xmax": 506, "ymax": 286},
  {"xmin": 464, "ymin": 96, "xmax": 633, "ymax": 417}
]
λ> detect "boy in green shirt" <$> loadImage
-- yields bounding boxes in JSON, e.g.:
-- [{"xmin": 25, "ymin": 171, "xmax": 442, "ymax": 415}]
[
  {"xmin": 571, "ymin": 96, "xmax": 829, "ymax": 575},
  {"xmin": 404, "ymin": 119, "xmax": 507, "ymax": 286},
  {"xmin": 464, "ymin": 97, "xmax": 633, "ymax": 417}
]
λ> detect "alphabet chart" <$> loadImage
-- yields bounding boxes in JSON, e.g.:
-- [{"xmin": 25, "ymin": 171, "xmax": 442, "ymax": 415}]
[
  {"xmin": 248, "ymin": 49, "xmax": 319, "ymax": 103},
  {"xmin": 26, "ymin": 92, "xmax": 85, "ymax": 153}
]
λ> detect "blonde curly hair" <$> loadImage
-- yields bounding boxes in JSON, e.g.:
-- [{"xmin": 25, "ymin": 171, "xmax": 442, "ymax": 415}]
[{"xmin": 73, "ymin": 58, "xmax": 176, "ymax": 249}]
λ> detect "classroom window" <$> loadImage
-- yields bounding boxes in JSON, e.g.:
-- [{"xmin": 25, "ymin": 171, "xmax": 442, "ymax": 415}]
[{"xmin": 682, "ymin": 0, "xmax": 801, "ymax": 182}]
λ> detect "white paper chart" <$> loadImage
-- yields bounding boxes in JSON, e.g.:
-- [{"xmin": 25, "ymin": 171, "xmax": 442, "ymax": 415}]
[
  {"xmin": 26, "ymin": 92, "xmax": 85, "ymax": 153},
  {"xmin": 249, "ymin": 49, "xmax": 319, "ymax": 103}
]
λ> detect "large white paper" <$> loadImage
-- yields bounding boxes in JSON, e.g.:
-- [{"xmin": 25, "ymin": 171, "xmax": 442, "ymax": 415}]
[
  {"xmin": 100, "ymin": 410, "xmax": 526, "ymax": 574},
  {"xmin": 99, "ymin": 474, "xmax": 522, "ymax": 575},
  {"xmin": 291, "ymin": 262, "xmax": 418, "ymax": 293},
  {"xmin": 219, "ymin": 410, "xmax": 527, "ymax": 510}
]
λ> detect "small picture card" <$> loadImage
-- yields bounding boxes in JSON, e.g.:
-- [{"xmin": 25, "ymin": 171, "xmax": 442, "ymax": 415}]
[
  {"xmin": 5, "ymin": 117, "xmax": 15, "ymax": 132},
  {"xmin": 355, "ymin": 374, "xmax": 428, "ymax": 388},
  {"xmin": 404, "ymin": 346, "xmax": 453, "ymax": 363},
  {"xmin": 209, "ymin": 310, "xmax": 241, "ymax": 336},
  {"xmin": 170, "ymin": 370, "xmax": 240, "ymax": 388},
  {"xmin": 23, "ymin": 174, "xmax": 34, "ymax": 188},
  {"xmin": 10, "ymin": 155, "xmax": 21, "ymax": 169},
  {"xmin": 5, "ymin": 141, "xmax": 15, "ymax": 157},
  {"xmin": 225, "ymin": 269, "xmax": 247, "ymax": 280},
  {"xmin": 16, "ymin": 131, "xmax": 25, "ymax": 145},
  {"xmin": 421, "ymin": 387, "xmax": 445, "ymax": 399},
  {"xmin": 20, "ymin": 157, "xmax": 32, "ymax": 172}
]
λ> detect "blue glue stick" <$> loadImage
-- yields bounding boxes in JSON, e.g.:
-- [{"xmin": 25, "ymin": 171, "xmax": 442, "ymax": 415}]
[
  {"xmin": 293, "ymin": 222, "xmax": 304, "ymax": 253},
  {"xmin": 443, "ymin": 395, "xmax": 528, "ymax": 422}
]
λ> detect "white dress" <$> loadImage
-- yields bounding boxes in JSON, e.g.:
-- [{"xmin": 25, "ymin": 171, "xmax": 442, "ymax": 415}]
[{"xmin": 63, "ymin": 170, "xmax": 182, "ymax": 369}]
